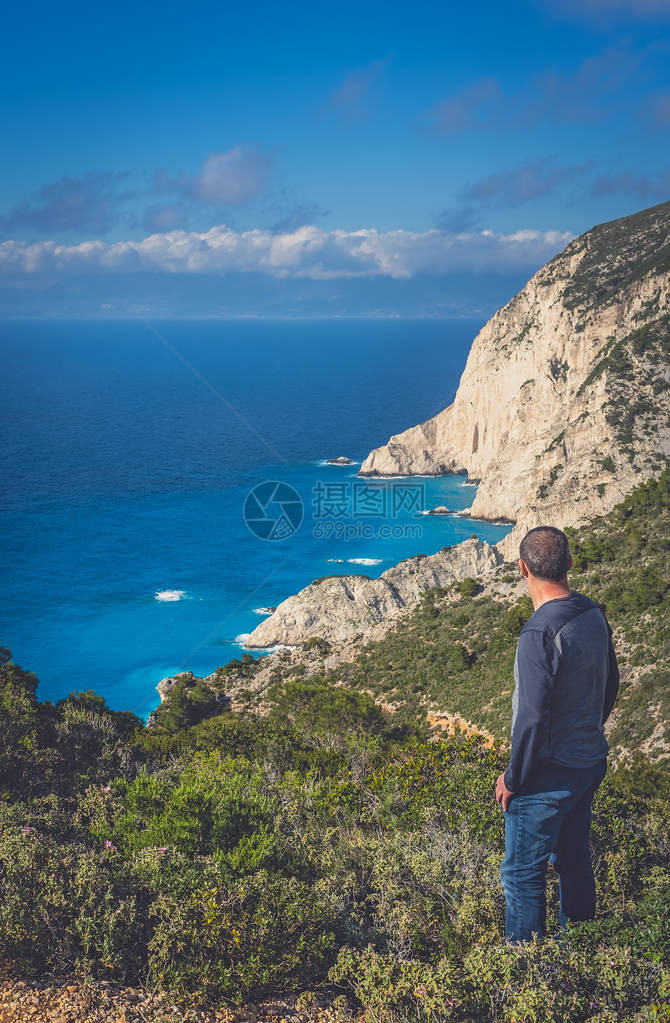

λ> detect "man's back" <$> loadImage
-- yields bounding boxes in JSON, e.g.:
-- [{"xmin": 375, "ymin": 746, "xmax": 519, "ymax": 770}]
[
  {"xmin": 513, "ymin": 591, "xmax": 616, "ymax": 769},
  {"xmin": 505, "ymin": 590, "xmax": 619, "ymax": 795}
]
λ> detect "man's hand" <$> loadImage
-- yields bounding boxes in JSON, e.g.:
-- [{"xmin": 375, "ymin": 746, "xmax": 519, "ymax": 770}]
[{"xmin": 495, "ymin": 772, "xmax": 515, "ymax": 812}]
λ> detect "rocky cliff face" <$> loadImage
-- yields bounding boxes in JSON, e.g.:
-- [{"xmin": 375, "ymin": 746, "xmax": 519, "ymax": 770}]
[
  {"xmin": 360, "ymin": 201, "xmax": 670, "ymax": 556},
  {"xmin": 244, "ymin": 537, "xmax": 501, "ymax": 647}
]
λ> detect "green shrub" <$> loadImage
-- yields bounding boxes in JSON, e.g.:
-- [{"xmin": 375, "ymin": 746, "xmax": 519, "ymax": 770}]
[
  {"xmin": 463, "ymin": 936, "xmax": 663, "ymax": 1022},
  {"xmin": 329, "ymin": 945, "xmax": 461, "ymax": 1020},
  {"xmin": 0, "ymin": 825, "xmax": 148, "ymax": 980},
  {"xmin": 112, "ymin": 753, "xmax": 280, "ymax": 868},
  {"xmin": 151, "ymin": 677, "xmax": 220, "ymax": 732},
  {"xmin": 147, "ymin": 866, "xmax": 337, "ymax": 1003},
  {"xmin": 458, "ymin": 577, "xmax": 479, "ymax": 598},
  {"xmin": 503, "ymin": 596, "xmax": 534, "ymax": 636},
  {"xmin": 266, "ymin": 677, "xmax": 389, "ymax": 737},
  {"xmin": 330, "ymin": 937, "xmax": 665, "ymax": 1022}
]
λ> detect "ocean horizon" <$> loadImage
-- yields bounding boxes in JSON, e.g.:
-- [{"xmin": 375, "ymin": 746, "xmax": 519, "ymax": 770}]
[{"xmin": 0, "ymin": 317, "xmax": 511, "ymax": 717}]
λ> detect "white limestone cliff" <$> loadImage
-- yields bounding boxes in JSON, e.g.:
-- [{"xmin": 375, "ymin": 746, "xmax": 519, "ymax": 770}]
[{"xmin": 360, "ymin": 201, "xmax": 670, "ymax": 557}]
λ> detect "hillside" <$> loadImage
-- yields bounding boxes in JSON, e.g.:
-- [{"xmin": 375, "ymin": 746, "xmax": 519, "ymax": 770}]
[
  {"xmin": 0, "ymin": 482, "xmax": 668, "ymax": 1023},
  {"xmin": 360, "ymin": 200, "xmax": 670, "ymax": 557},
  {"xmin": 158, "ymin": 469, "xmax": 670, "ymax": 764},
  {"xmin": 313, "ymin": 470, "xmax": 670, "ymax": 761},
  {"xmin": 1, "ymin": 471, "xmax": 669, "ymax": 1019}
]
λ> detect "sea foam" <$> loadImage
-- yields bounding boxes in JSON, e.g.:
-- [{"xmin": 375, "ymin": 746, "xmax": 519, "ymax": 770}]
[{"xmin": 327, "ymin": 557, "xmax": 382, "ymax": 566}]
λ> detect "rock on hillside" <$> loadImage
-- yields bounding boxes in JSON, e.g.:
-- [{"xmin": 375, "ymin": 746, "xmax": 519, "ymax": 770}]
[
  {"xmin": 244, "ymin": 537, "xmax": 501, "ymax": 647},
  {"xmin": 360, "ymin": 200, "xmax": 670, "ymax": 556},
  {"xmin": 155, "ymin": 670, "xmax": 200, "ymax": 704}
]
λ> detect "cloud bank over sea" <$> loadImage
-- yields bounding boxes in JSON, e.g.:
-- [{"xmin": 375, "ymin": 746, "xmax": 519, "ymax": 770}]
[{"xmin": 0, "ymin": 223, "xmax": 572, "ymax": 280}]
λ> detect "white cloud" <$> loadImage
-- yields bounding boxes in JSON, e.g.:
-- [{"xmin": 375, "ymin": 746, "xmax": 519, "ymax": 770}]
[
  {"xmin": 194, "ymin": 148, "xmax": 272, "ymax": 203},
  {"xmin": 154, "ymin": 146, "xmax": 274, "ymax": 205},
  {"xmin": 0, "ymin": 224, "xmax": 574, "ymax": 280}
]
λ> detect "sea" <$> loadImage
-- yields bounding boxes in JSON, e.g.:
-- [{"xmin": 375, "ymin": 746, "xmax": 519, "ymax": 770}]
[{"xmin": 0, "ymin": 318, "xmax": 511, "ymax": 718}]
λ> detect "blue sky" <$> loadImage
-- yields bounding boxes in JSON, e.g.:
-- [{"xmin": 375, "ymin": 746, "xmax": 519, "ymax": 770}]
[{"xmin": 1, "ymin": 0, "xmax": 668, "ymax": 315}]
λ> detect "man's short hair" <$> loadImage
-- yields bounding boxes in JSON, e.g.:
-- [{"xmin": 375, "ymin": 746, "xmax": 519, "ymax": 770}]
[{"xmin": 519, "ymin": 526, "xmax": 571, "ymax": 581}]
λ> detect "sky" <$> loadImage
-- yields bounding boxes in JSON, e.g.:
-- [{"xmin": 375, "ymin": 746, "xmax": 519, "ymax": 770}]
[{"xmin": 1, "ymin": 0, "xmax": 669, "ymax": 317}]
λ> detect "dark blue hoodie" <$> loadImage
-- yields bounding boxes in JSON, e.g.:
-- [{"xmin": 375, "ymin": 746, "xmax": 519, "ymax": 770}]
[{"xmin": 504, "ymin": 591, "xmax": 619, "ymax": 794}]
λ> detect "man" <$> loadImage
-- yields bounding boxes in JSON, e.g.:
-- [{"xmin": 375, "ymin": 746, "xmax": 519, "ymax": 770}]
[{"xmin": 494, "ymin": 525, "xmax": 619, "ymax": 943}]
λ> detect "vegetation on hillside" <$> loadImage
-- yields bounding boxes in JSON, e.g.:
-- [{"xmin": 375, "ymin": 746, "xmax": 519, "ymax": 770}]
[
  {"xmin": 1, "ymin": 665, "xmax": 669, "ymax": 1020},
  {"xmin": 575, "ymin": 316, "xmax": 670, "ymax": 464},
  {"xmin": 253, "ymin": 468, "xmax": 669, "ymax": 761},
  {"xmin": 1, "ymin": 474, "xmax": 669, "ymax": 1020},
  {"xmin": 557, "ymin": 199, "xmax": 670, "ymax": 312}
]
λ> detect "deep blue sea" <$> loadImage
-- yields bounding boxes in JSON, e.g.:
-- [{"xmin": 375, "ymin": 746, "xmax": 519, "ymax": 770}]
[{"xmin": 0, "ymin": 318, "xmax": 511, "ymax": 717}]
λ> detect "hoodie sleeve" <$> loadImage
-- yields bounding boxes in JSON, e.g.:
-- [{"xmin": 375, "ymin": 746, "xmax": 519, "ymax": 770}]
[
  {"xmin": 504, "ymin": 627, "xmax": 561, "ymax": 794},
  {"xmin": 601, "ymin": 615, "xmax": 619, "ymax": 724}
]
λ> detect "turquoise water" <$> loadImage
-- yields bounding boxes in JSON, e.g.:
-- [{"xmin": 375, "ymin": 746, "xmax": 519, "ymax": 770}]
[{"xmin": 0, "ymin": 318, "xmax": 510, "ymax": 716}]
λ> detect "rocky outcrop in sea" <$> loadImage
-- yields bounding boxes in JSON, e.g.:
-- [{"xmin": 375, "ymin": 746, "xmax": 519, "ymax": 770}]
[{"xmin": 244, "ymin": 537, "xmax": 501, "ymax": 647}]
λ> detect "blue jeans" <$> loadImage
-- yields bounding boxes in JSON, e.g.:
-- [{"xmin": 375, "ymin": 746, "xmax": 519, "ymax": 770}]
[{"xmin": 500, "ymin": 757, "xmax": 607, "ymax": 942}]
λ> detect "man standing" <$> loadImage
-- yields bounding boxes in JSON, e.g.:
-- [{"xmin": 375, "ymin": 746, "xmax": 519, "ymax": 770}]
[{"xmin": 495, "ymin": 525, "xmax": 619, "ymax": 942}]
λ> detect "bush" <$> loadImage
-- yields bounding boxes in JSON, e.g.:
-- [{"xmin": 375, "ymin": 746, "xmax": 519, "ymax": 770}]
[
  {"xmin": 151, "ymin": 677, "xmax": 221, "ymax": 732},
  {"xmin": 266, "ymin": 678, "xmax": 389, "ymax": 737},
  {"xmin": 0, "ymin": 724, "xmax": 667, "ymax": 1011},
  {"xmin": 503, "ymin": 596, "xmax": 534, "ymax": 636},
  {"xmin": 147, "ymin": 866, "xmax": 337, "ymax": 1003},
  {"xmin": 0, "ymin": 824, "xmax": 148, "ymax": 980},
  {"xmin": 459, "ymin": 577, "xmax": 479, "ymax": 598},
  {"xmin": 330, "ymin": 937, "xmax": 666, "ymax": 1022},
  {"xmin": 111, "ymin": 753, "xmax": 280, "ymax": 868}
]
